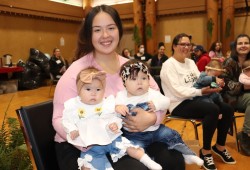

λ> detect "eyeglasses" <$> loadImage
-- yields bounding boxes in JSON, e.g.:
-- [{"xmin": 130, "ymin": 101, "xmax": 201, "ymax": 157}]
[{"xmin": 177, "ymin": 43, "xmax": 192, "ymax": 47}]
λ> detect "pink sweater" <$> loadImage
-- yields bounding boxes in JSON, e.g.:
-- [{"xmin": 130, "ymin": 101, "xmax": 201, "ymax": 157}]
[{"xmin": 52, "ymin": 53, "xmax": 161, "ymax": 145}]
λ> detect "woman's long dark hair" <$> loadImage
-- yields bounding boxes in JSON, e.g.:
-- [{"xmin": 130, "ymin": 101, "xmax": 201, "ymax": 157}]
[
  {"xmin": 231, "ymin": 34, "xmax": 250, "ymax": 61},
  {"xmin": 73, "ymin": 5, "xmax": 123, "ymax": 61}
]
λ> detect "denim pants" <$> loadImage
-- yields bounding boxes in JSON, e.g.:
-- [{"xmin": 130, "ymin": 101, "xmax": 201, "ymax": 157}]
[
  {"xmin": 123, "ymin": 124, "xmax": 195, "ymax": 155},
  {"xmin": 80, "ymin": 136, "xmax": 124, "ymax": 170}
]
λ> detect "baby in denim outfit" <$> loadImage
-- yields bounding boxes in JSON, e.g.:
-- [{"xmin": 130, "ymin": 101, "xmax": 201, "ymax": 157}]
[{"xmin": 115, "ymin": 60, "xmax": 204, "ymax": 167}]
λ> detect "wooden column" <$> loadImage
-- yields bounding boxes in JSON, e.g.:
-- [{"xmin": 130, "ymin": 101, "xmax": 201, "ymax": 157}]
[
  {"xmin": 133, "ymin": 0, "xmax": 144, "ymax": 51},
  {"xmin": 206, "ymin": 0, "xmax": 218, "ymax": 50},
  {"xmin": 145, "ymin": 0, "xmax": 156, "ymax": 55},
  {"xmin": 222, "ymin": 0, "xmax": 234, "ymax": 55},
  {"xmin": 83, "ymin": 0, "xmax": 92, "ymax": 16}
]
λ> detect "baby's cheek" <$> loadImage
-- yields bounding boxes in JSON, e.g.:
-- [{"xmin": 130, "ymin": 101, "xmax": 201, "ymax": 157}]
[{"xmin": 246, "ymin": 71, "xmax": 250, "ymax": 77}]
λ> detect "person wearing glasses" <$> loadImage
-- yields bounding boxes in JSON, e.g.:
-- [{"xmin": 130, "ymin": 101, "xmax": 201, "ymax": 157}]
[
  {"xmin": 160, "ymin": 33, "xmax": 236, "ymax": 170},
  {"xmin": 222, "ymin": 34, "xmax": 250, "ymax": 156}
]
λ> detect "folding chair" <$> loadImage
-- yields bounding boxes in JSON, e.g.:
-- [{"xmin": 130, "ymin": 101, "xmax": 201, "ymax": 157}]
[
  {"xmin": 232, "ymin": 111, "xmax": 245, "ymax": 152},
  {"xmin": 165, "ymin": 114, "xmax": 202, "ymax": 140},
  {"xmin": 16, "ymin": 100, "xmax": 59, "ymax": 170}
]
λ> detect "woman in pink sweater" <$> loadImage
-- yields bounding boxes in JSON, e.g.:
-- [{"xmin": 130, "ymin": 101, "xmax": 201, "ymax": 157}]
[{"xmin": 52, "ymin": 5, "xmax": 185, "ymax": 170}]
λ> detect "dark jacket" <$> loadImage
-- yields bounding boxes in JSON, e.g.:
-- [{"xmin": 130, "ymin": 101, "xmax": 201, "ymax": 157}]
[{"xmin": 49, "ymin": 56, "xmax": 65, "ymax": 78}]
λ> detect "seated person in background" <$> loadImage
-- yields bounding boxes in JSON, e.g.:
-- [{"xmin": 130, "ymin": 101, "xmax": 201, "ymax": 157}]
[
  {"xmin": 193, "ymin": 60, "xmax": 225, "ymax": 104},
  {"xmin": 239, "ymin": 60, "xmax": 250, "ymax": 86},
  {"xmin": 121, "ymin": 48, "xmax": 134, "ymax": 60},
  {"xmin": 208, "ymin": 41, "xmax": 225, "ymax": 62},
  {"xmin": 62, "ymin": 67, "xmax": 162, "ymax": 170},
  {"xmin": 49, "ymin": 48, "xmax": 67, "ymax": 79},
  {"xmin": 194, "ymin": 45, "xmax": 211, "ymax": 72},
  {"xmin": 160, "ymin": 33, "xmax": 236, "ymax": 170},
  {"xmin": 115, "ymin": 60, "xmax": 204, "ymax": 167},
  {"xmin": 134, "ymin": 44, "xmax": 152, "ymax": 64},
  {"xmin": 190, "ymin": 43, "xmax": 197, "ymax": 62},
  {"xmin": 150, "ymin": 42, "xmax": 168, "ymax": 76}
]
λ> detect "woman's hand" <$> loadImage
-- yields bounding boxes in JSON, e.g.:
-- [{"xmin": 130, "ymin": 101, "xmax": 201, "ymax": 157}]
[
  {"xmin": 201, "ymin": 86, "xmax": 222, "ymax": 95},
  {"xmin": 123, "ymin": 107, "xmax": 156, "ymax": 132},
  {"xmin": 216, "ymin": 77, "xmax": 225, "ymax": 87}
]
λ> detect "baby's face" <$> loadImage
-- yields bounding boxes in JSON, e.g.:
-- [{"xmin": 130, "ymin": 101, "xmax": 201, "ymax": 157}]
[
  {"xmin": 124, "ymin": 71, "xmax": 149, "ymax": 97},
  {"xmin": 244, "ymin": 69, "xmax": 250, "ymax": 77},
  {"xmin": 79, "ymin": 79, "xmax": 104, "ymax": 105}
]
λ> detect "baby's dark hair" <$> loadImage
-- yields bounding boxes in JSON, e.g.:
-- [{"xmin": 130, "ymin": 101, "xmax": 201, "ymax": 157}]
[
  {"xmin": 119, "ymin": 59, "xmax": 150, "ymax": 85},
  {"xmin": 242, "ymin": 60, "xmax": 250, "ymax": 72}
]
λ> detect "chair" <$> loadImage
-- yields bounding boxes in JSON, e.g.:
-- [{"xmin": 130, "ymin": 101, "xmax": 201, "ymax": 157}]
[
  {"xmin": 232, "ymin": 111, "xmax": 245, "ymax": 152},
  {"xmin": 16, "ymin": 100, "xmax": 60, "ymax": 170},
  {"xmin": 49, "ymin": 73, "xmax": 59, "ymax": 97},
  {"xmin": 150, "ymin": 66, "xmax": 164, "ymax": 94},
  {"xmin": 166, "ymin": 112, "xmax": 245, "ymax": 151},
  {"xmin": 165, "ymin": 114, "xmax": 202, "ymax": 140}
]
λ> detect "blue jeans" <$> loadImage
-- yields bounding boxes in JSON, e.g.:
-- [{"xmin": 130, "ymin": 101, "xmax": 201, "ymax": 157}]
[
  {"xmin": 123, "ymin": 124, "xmax": 195, "ymax": 155},
  {"xmin": 80, "ymin": 136, "xmax": 124, "ymax": 170}
]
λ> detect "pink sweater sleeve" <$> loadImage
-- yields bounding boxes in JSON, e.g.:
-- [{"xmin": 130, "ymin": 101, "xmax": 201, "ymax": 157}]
[{"xmin": 52, "ymin": 58, "xmax": 90, "ymax": 143}]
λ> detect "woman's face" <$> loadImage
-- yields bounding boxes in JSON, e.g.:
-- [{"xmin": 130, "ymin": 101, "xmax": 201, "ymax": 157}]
[
  {"xmin": 236, "ymin": 37, "xmax": 250, "ymax": 56},
  {"xmin": 124, "ymin": 49, "xmax": 130, "ymax": 57},
  {"xmin": 92, "ymin": 12, "xmax": 119, "ymax": 56},
  {"xmin": 54, "ymin": 49, "xmax": 61, "ymax": 57},
  {"xmin": 215, "ymin": 43, "xmax": 221, "ymax": 51},
  {"xmin": 194, "ymin": 50, "xmax": 202, "ymax": 57},
  {"xmin": 173, "ymin": 36, "xmax": 191, "ymax": 58},
  {"xmin": 158, "ymin": 46, "xmax": 165, "ymax": 56}
]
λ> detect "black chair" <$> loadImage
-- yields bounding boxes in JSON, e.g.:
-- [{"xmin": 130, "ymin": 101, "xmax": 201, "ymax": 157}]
[
  {"xmin": 150, "ymin": 66, "xmax": 164, "ymax": 94},
  {"xmin": 166, "ymin": 112, "xmax": 244, "ymax": 151},
  {"xmin": 165, "ymin": 114, "xmax": 202, "ymax": 140},
  {"xmin": 232, "ymin": 111, "xmax": 245, "ymax": 152},
  {"xmin": 16, "ymin": 100, "xmax": 59, "ymax": 170}
]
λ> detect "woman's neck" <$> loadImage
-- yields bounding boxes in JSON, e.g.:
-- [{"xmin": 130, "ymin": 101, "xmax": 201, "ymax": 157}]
[
  {"xmin": 173, "ymin": 54, "xmax": 185, "ymax": 63},
  {"xmin": 94, "ymin": 52, "xmax": 120, "ymax": 74},
  {"xmin": 238, "ymin": 54, "xmax": 247, "ymax": 66}
]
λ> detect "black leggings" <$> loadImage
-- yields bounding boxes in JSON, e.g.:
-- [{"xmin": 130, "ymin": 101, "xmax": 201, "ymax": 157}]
[
  {"xmin": 172, "ymin": 99, "xmax": 234, "ymax": 150},
  {"xmin": 55, "ymin": 142, "xmax": 185, "ymax": 170}
]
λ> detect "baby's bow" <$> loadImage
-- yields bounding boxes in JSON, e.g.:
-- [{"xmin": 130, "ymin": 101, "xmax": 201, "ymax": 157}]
[{"xmin": 80, "ymin": 71, "xmax": 106, "ymax": 84}]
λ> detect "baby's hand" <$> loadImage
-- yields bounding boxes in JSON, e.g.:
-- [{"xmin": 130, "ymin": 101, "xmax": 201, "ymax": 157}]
[
  {"xmin": 147, "ymin": 101, "xmax": 156, "ymax": 112},
  {"xmin": 115, "ymin": 105, "xmax": 129, "ymax": 116},
  {"xmin": 70, "ymin": 130, "xmax": 79, "ymax": 140},
  {"xmin": 109, "ymin": 122, "xmax": 119, "ymax": 133}
]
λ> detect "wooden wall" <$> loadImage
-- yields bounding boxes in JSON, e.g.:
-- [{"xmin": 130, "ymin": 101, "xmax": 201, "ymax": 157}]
[
  {"xmin": 0, "ymin": 14, "xmax": 80, "ymax": 64},
  {"xmin": 0, "ymin": 0, "xmax": 249, "ymax": 62}
]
